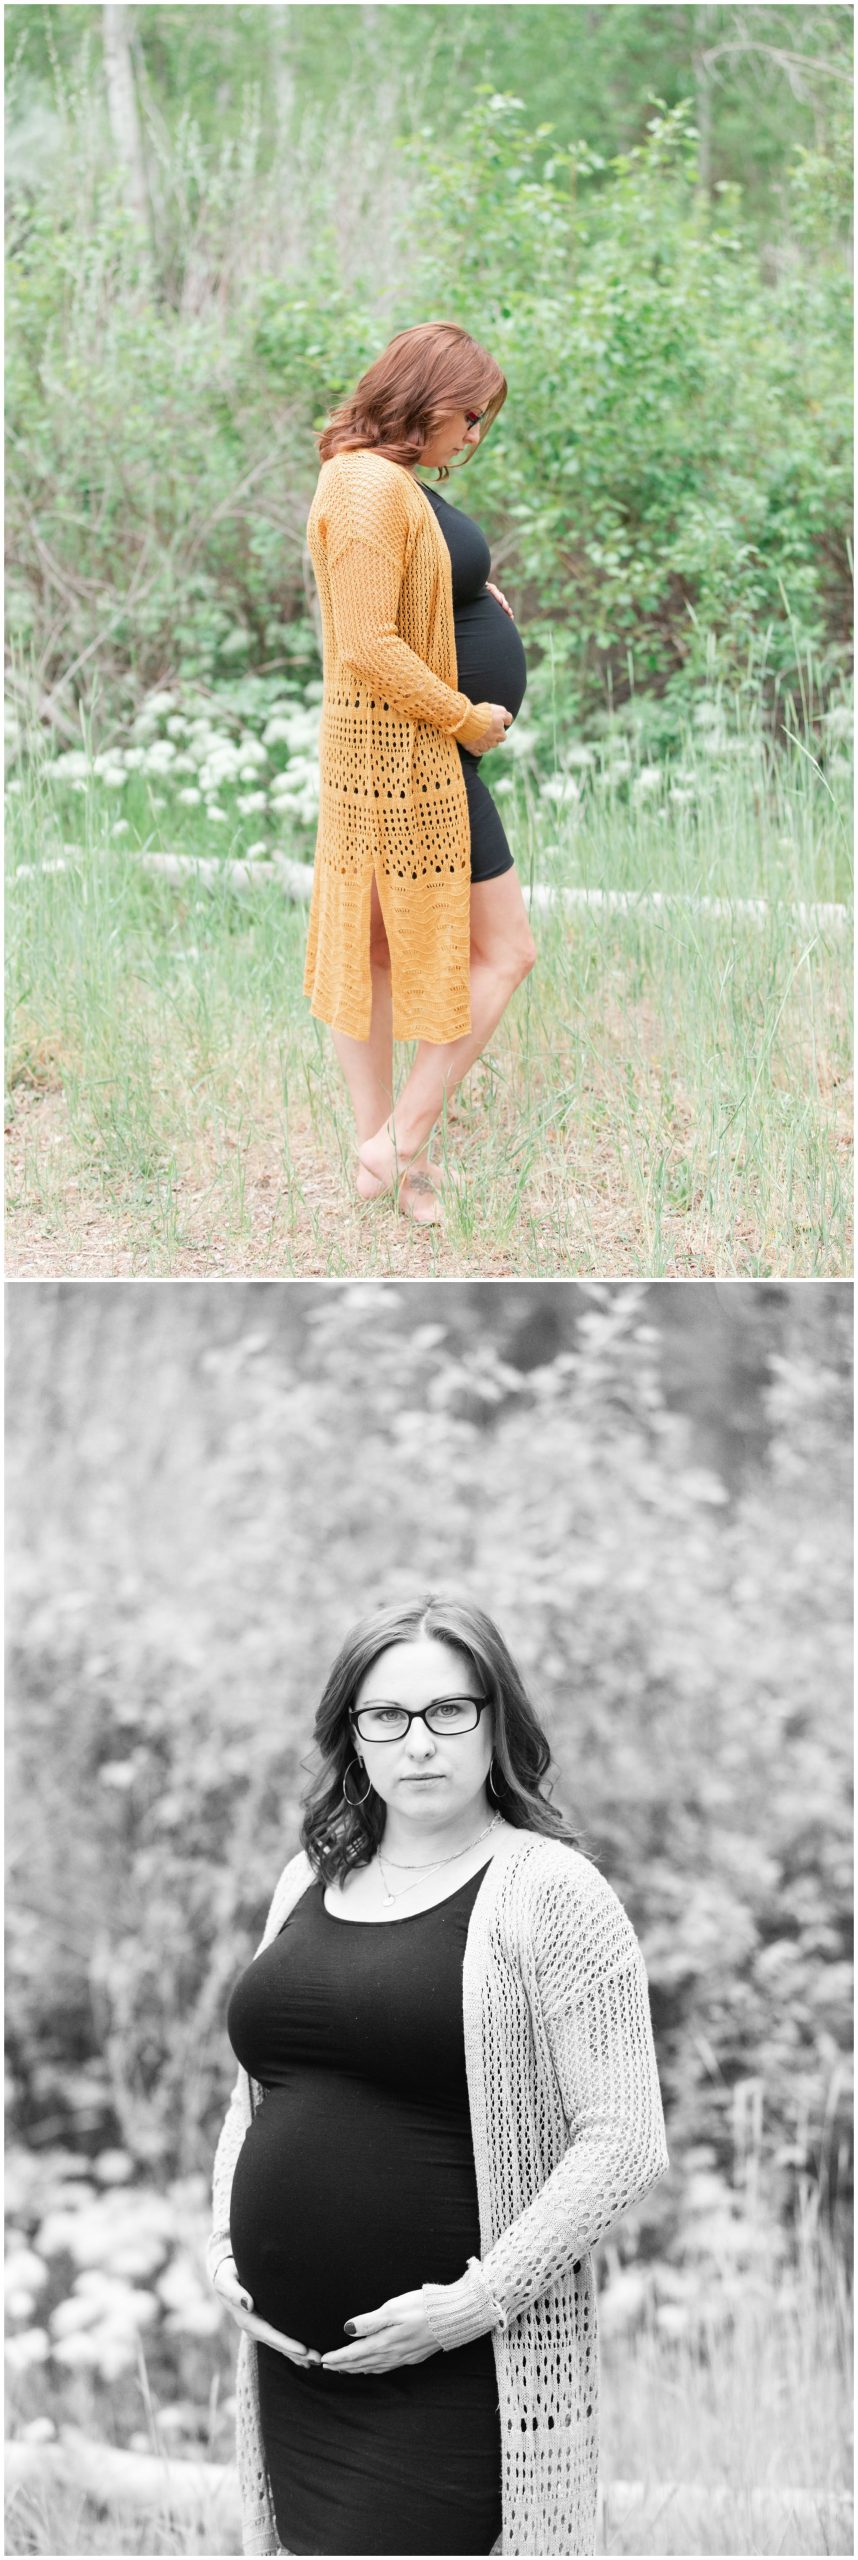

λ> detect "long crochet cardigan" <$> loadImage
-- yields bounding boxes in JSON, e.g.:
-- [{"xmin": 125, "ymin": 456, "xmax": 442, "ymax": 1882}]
[
  {"xmin": 303, "ymin": 448, "xmax": 496, "ymax": 1045},
  {"xmin": 207, "ymin": 1834, "xmax": 669, "ymax": 2558}
]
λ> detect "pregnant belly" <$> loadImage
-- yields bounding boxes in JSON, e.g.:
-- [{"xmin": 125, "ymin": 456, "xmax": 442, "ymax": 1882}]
[
  {"xmin": 230, "ymin": 2072, "xmax": 482, "ymax": 2356},
  {"xmin": 454, "ymin": 594, "xmax": 527, "ymax": 722}
]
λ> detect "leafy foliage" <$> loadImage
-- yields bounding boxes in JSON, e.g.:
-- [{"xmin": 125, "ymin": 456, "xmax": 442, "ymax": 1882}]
[{"xmin": 4, "ymin": 22, "xmax": 852, "ymax": 751}]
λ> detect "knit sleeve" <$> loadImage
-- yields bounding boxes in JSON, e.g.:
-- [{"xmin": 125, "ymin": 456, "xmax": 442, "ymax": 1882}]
[
  {"xmin": 322, "ymin": 466, "xmax": 493, "ymax": 752},
  {"xmin": 205, "ymin": 2060, "xmax": 249, "ymax": 2288},
  {"xmin": 422, "ymin": 1865, "xmax": 668, "ymax": 2351}
]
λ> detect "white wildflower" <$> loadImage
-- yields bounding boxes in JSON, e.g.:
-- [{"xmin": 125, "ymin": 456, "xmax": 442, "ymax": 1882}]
[
  {"xmin": 669, "ymin": 786, "xmax": 697, "ymax": 806},
  {"xmin": 102, "ymin": 770, "xmax": 127, "ymax": 790},
  {"xmin": 123, "ymin": 747, "xmax": 147, "ymax": 770},
  {"xmin": 143, "ymin": 691, "xmax": 177, "ymax": 717},
  {"xmin": 142, "ymin": 740, "xmax": 177, "ymax": 772},
  {"xmin": 236, "ymin": 737, "xmax": 268, "ymax": 768},
  {"xmin": 504, "ymin": 724, "xmax": 538, "ymax": 760},
  {"xmin": 631, "ymin": 765, "xmax": 662, "ymax": 796},
  {"xmin": 245, "ymin": 840, "xmax": 270, "ymax": 858},
  {"xmin": 820, "ymin": 705, "xmax": 853, "ymax": 738},
  {"xmin": 563, "ymin": 745, "xmax": 596, "ymax": 769},
  {"xmin": 171, "ymin": 752, "xmax": 198, "ymax": 775},
  {"xmin": 111, "ymin": 821, "xmax": 130, "ymax": 838},
  {"xmin": 177, "ymin": 788, "xmax": 202, "ymax": 807},
  {"xmin": 206, "ymin": 805, "xmax": 228, "ymax": 824},
  {"xmin": 165, "ymin": 714, "xmax": 189, "ymax": 737},
  {"xmin": 4, "ymin": 2249, "xmax": 48, "ymax": 2298},
  {"xmin": 52, "ymin": 751, "xmax": 91, "ymax": 780},
  {"xmin": 237, "ymin": 791, "xmax": 268, "ymax": 814},
  {"xmin": 540, "ymin": 776, "xmax": 580, "ymax": 805},
  {"xmin": 4, "ymin": 2327, "xmax": 49, "ymax": 2370},
  {"xmin": 693, "ymin": 701, "xmax": 723, "ymax": 729},
  {"xmin": 262, "ymin": 717, "xmax": 299, "ymax": 748},
  {"xmin": 596, "ymin": 761, "xmax": 632, "ymax": 785}
]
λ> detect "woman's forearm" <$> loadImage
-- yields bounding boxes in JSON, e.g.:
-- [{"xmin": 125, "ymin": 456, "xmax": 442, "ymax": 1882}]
[
  {"xmin": 422, "ymin": 1955, "xmax": 668, "ymax": 2350},
  {"xmin": 327, "ymin": 536, "xmax": 492, "ymax": 748}
]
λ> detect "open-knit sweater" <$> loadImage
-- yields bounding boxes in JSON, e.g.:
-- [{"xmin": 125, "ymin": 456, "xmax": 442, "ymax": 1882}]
[
  {"xmin": 303, "ymin": 449, "xmax": 495, "ymax": 1044},
  {"xmin": 207, "ymin": 1834, "xmax": 668, "ymax": 2557}
]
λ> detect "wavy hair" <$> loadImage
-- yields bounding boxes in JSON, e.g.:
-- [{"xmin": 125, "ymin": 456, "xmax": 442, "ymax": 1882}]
[
  {"xmin": 300, "ymin": 1593, "xmax": 579, "ymax": 1884},
  {"xmin": 315, "ymin": 322, "xmax": 507, "ymax": 483}
]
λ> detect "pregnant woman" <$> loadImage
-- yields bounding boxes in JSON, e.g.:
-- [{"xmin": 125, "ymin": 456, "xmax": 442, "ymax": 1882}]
[
  {"xmin": 303, "ymin": 322, "xmax": 536, "ymax": 1223},
  {"xmin": 207, "ymin": 1594, "xmax": 669, "ymax": 2556}
]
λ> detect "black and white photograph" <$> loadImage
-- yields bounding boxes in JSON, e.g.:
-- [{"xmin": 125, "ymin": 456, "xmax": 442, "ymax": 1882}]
[{"xmin": 4, "ymin": 1280, "xmax": 853, "ymax": 2555}]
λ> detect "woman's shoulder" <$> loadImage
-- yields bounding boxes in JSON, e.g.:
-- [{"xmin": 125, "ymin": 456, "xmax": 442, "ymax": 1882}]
[
  {"xmin": 314, "ymin": 448, "xmax": 418, "ymax": 552},
  {"xmin": 258, "ymin": 1846, "xmax": 316, "ymax": 1943},
  {"xmin": 496, "ymin": 1831, "xmax": 641, "ymax": 1949},
  {"xmin": 320, "ymin": 446, "xmax": 416, "ymax": 493}
]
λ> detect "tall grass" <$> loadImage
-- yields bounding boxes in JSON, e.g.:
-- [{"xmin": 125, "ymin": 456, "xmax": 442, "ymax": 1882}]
[
  {"xmin": 6, "ymin": 2235, "xmax": 851, "ymax": 2557},
  {"xmin": 5, "ymin": 694, "xmax": 852, "ymax": 1278}
]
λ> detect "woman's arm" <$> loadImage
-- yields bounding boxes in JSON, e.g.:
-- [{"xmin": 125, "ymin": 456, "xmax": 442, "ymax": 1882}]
[
  {"xmin": 327, "ymin": 533, "xmax": 493, "ymax": 750},
  {"xmin": 421, "ymin": 1874, "xmax": 669, "ymax": 2352}
]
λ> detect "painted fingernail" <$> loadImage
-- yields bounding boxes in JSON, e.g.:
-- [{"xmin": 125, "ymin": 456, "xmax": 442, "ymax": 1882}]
[{"xmin": 343, "ymin": 2321, "xmax": 357, "ymax": 2337}]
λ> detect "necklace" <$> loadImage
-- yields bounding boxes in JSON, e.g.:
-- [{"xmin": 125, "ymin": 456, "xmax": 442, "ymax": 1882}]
[{"xmin": 376, "ymin": 1813, "xmax": 500, "ymax": 1908}]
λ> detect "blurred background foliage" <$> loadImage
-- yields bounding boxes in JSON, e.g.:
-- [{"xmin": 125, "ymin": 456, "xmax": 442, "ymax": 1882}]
[{"xmin": 5, "ymin": 4, "xmax": 853, "ymax": 756}]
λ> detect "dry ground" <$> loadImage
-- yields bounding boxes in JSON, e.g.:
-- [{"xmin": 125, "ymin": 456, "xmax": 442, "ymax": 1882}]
[{"xmin": 6, "ymin": 1016, "xmax": 852, "ymax": 1281}]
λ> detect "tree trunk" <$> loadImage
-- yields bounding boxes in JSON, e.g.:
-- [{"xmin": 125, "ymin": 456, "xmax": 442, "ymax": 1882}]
[
  {"xmin": 691, "ymin": 4, "xmax": 714, "ymax": 199},
  {"xmin": 102, "ymin": 4, "xmax": 150, "ymax": 237},
  {"xmin": 268, "ymin": 2, "xmax": 295, "ymax": 145}
]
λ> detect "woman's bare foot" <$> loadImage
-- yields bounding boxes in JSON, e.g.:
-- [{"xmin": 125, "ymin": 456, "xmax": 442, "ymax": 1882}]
[
  {"xmin": 397, "ymin": 1167, "xmax": 444, "ymax": 1226},
  {"xmin": 355, "ymin": 1150, "xmax": 445, "ymax": 1212}
]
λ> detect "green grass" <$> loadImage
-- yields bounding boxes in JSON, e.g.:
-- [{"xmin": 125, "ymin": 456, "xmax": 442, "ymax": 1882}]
[{"xmin": 5, "ymin": 708, "xmax": 852, "ymax": 1277}]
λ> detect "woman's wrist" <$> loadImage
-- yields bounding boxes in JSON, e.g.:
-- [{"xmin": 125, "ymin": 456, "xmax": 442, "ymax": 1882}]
[
  {"xmin": 205, "ymin": 2228, "xmax": 235, "ymax": 2285},
  {"xmin": 454, "ymin": 698, "xmax": 494, "ymax": 752},
  {"xmin": 420, "ymin": 2254, "xmax": 507, "ymax": 2351}
]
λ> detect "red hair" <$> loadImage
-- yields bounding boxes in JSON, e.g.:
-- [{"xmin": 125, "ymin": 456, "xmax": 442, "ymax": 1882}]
[{"xmin": 316, "ymin": 321, "xmax": 507, "ymax": 483}]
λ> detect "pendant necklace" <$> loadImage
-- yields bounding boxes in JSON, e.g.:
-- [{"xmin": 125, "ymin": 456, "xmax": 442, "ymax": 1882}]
[{"xmin": 376, "ymin": 1812, "xmax": 500, "ymax": 1908}]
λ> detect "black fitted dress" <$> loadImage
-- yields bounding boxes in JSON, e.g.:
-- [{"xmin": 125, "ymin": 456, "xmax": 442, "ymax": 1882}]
[
  {"xmin": 226, "ymin": 1864, "xmax": 502, "ymax": 2558},
  {"xmin": 418, "ymin": 483, "xmax": 527, "ymax": 882}
]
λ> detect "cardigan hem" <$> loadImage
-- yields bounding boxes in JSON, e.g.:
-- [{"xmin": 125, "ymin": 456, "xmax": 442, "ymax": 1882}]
[{"xmin": 305, "ymin": 987, "xmax": 473, "ymax": 1046}]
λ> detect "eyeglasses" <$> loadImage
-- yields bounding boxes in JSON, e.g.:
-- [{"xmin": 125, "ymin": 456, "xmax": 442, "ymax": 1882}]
[
  {"xmin": 464, "ymin": 408, "xmax": 487, "ymax": 429},
  {"xmin": 350, "ymin": 1696, "xmax": 490, "ymax": 1743}
]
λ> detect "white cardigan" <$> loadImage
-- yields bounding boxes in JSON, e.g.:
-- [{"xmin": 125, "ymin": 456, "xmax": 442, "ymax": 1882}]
[{"xmin": 207, "ymin": 1835, "xmax": 669, "ymax": 2557}]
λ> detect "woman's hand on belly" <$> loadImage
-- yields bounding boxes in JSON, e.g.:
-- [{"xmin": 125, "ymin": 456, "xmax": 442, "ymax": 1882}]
[
  {"xmin": 320, "ymin": 2287, "xmax": 439, "ymax": 2375},
  {"xmin": 485, "ymin": 581, "xmax": 515, "ymax": 620},
  {"xmin": 212, "ymin": 2253, "xmax": 321, "ymax": 2368}
]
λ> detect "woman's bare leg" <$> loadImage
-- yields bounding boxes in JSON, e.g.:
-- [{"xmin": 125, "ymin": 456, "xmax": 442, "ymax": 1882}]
[
  {"xmin": 330, "ymin": 876, "xmax": 443, "ymax": 1214},
  {"xmin": 358, "ymin": 869, "xmax": 537, "ymax": 1192}
]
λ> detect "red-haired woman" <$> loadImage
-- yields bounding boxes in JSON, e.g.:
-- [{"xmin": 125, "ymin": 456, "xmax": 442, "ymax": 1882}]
[{"xmin": 303, "ymin": 323, "xmax": 537, "ymax": 1225}]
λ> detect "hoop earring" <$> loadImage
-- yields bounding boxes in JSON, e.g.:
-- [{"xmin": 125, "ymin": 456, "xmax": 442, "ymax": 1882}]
[
  {"xmin": 342, "ymin": 1757, "xmax": 372, "ymax": 1809},
  {"xmin": 488, "ymin": 1758, "xmax": 502, "ymax": 1802}
]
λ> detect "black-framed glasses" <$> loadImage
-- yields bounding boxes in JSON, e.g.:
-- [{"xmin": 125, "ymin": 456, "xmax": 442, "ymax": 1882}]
[
  {"xmin": 464, "ymin": 408, "xmax": 487, "ymax": 428},
  {"xmin": 350, "ymin": 1696, "xmax": 490, "ymax": 1743}
]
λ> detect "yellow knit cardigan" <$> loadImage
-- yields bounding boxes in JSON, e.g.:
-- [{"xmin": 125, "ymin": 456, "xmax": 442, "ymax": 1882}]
[{"xmin": 303, "ymin": 449, "xmax": 494, "ymax": 1043}]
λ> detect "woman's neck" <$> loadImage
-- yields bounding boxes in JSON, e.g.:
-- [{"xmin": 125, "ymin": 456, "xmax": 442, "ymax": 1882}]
[{"xmin": 377, "ymin": 1799, "xmax": 498, "ymax": 1868}]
